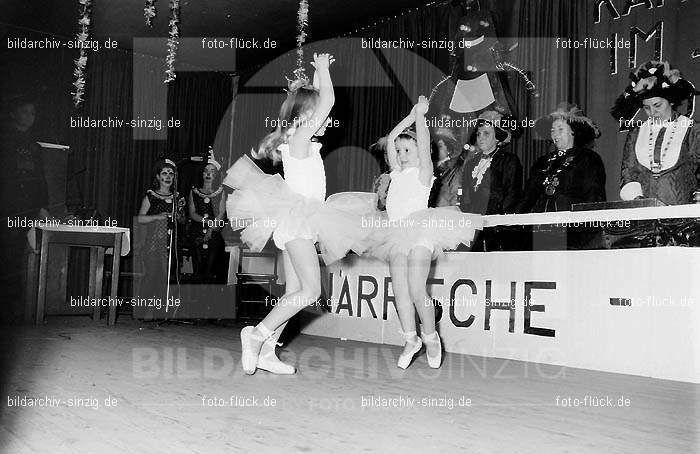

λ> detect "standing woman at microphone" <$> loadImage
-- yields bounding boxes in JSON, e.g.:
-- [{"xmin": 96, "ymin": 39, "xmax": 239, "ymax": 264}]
[{"xmin": 136, "ymin": 158, "xmax": 185, "ymax": 308}]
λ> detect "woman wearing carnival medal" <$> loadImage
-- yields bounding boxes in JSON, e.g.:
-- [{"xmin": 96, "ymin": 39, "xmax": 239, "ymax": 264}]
[
  {"xmin": 517, "ymin": 103, "xmax": 606, "ymax": 213},
  {"xmin": 187, "ymin": 150, "xmax": 226, "ymax": 283},
  {"xmin": 136, "ymin": 157, "xmax": 186, "ymax": 310},
  {"xmin": 611, "ymin": 61, "xmax": 699, "ymax": 205}
]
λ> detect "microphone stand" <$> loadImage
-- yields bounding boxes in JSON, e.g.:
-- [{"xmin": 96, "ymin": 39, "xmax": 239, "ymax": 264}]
[{"xmin": 157, "ymin": 175, "xmax": 192, "ymax": 326}]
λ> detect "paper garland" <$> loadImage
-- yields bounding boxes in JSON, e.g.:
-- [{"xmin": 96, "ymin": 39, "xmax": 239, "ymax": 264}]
[
  {"xmin": 72, "ymin": 0, "xmax": 93, "ymax": 107},
  {"xmin": 164, "ymin": 0, "xmax": 180, "ymax": 83},
  {"xmin": 144, "ymin": 0, "xmax": 156, "ymax": 27},
  {"xmin": 294, "ymin": 0, "xmax": 309, "ymax": 81}
]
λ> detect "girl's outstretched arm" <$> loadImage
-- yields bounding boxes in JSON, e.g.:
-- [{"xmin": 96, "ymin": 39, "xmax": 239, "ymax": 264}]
[
  {"xmin": 294, "ymin": 53, "xmax": 336, "ymax": 146},
  {"xmin": 414, "ymin": 95, "xmax": 434, "ymax": 185},
  {"xmin": 386, "ymin": 106, "xmax": 417, "ymax": 172}
]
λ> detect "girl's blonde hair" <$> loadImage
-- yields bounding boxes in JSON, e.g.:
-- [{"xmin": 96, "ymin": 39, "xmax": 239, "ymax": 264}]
[{"xmin": 253, "ymin": 86, "xmax": 320, "ymax": 162}]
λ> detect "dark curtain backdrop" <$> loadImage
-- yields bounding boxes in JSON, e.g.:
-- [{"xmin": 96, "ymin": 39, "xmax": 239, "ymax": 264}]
[
  {"xmin": 5, "ymin": 0, "xmax": 696, "ymax": 222},
  {"xmin": 227, "ymin": 0, "xmax": 597, "ymax": 195},
  {"xmin": 70, "ymin": 51, "xmax": 232, "ymax": 228},
  {"xmin": 1, "ymin": 26, "xmax": 232, "ymax": 229},
  {"xmin": 508, "ymin": 0, "xmax": 591, "ymax": 181}
]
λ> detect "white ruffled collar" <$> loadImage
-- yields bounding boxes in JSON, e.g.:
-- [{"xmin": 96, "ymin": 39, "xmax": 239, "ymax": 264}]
[{"xmin": 634, "ymin": 115, "xmax": 690, "ymax": 172}]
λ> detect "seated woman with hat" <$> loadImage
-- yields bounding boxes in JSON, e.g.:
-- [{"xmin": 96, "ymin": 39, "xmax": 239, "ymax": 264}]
[
  {"xmin": 518, "ymin": 104, "xmax": 606, "ymax": 213},
  {"xmin": 611, "ymin": 61, "xmax": 699, "ymax": 205}
]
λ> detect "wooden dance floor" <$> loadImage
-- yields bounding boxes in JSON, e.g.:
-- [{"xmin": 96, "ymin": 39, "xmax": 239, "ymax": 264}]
[{"xmin": 1, "ymin": 318, "xmax": 697, "ymax": 453}]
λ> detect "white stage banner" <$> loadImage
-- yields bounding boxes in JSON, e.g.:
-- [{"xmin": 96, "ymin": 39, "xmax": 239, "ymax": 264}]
[{"xmin": 302, "ymin": 247, "xmax": 699, "ymax": 383}]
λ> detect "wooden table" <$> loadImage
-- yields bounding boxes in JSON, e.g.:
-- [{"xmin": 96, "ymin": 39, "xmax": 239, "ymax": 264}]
[{"xmin": 29, "ymin": 225, "xmax": 131, "ymax": 326}]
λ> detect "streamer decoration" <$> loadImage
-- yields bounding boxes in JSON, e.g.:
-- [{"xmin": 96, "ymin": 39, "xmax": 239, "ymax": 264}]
[
  {"xmin": 164, "ymin": 0, "xmax": 180, "ymax": 83},
  {"xmin": 72, "ymin": 0, "xmax": 93, "ymax": 107},
  {"xmin": 144, "ymin": 0, "xmax": 157, "ymax": 27},
  {"xmin": 293, "ymin": 0, "xmax": 309, "ymax": 81}
]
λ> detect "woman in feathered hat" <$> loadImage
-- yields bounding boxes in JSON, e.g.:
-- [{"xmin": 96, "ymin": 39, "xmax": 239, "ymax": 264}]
[
  {"xmin": 460, "ymin": 109, "xmax": 523, "ymax": 216},
  {"xmin": 611, "ymin": 61, "xmax": 699, "ymax": 205},
  {"xmin": 518, "ymin": 103, "xmax": 606, "ymax": 213}
]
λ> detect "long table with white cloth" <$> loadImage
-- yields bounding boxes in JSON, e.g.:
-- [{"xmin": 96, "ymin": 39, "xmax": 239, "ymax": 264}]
[{"xmin": 301, "ymin": 205, "xmax": 700, "ymax": 383}]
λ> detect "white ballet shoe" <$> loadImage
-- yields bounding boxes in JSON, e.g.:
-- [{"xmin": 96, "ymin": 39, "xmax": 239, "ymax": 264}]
[
  {"xmin": 421, "ymin": 330, "xmax": 442, "ymax": 369},
  {"xmin": 257, "ymin": 339, "xmax": 296, "ymax": 375},
  {"xmin": 240, "ymin": 326, "xmax": 265, "ymax": 375},
  {"xmin": 397, "ymin": 331, "xmax": 423, "ymax": 369}
]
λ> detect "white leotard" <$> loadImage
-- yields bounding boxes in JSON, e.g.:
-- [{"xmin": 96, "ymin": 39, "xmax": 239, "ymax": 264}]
[
  {"xmin": 385, "ymin": 167, "xmax": 435, "ymax": 220},
  {"xmin": 279, "ymin": 141, "xmax": 326, "ymax": 202}
]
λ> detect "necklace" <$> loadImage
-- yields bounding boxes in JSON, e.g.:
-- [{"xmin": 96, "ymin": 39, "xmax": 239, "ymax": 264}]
[
  {"xmin": 542, "ymin": 149, "xmax": 575, "ymax": 196},
  {"xmin": 647, "ymin": 119, "xmax": 677, "ymax": 178},
  {"xmin": 150, "ymin": 189, "xmax": 176, "ymax": 203},
  {"xmin": 195, "ymin": 186, "xmax": 222, "ymax": 203}
]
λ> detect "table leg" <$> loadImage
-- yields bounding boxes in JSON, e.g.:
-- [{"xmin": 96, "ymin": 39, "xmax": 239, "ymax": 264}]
[
  {"xmin": 95, "ymin": 248, "xmax": 105, "ymax": 321},
  {"xmin": 108, "ymin": 234, "xmax": 123, "ymax": 326},
  {"xmin": 227, "ymin": 245, "xmax": 240, "ymax": 285},
  {"xmin": 35, "ymin": 232, "xmax": 50, "ymax": 326},
  {"xmin": 25, "ymin": 251, "xmax": 39, "ymax": 324},
  {"xmin": 89, "ymin": 248, "xmax": 98, "ymax": 321}
]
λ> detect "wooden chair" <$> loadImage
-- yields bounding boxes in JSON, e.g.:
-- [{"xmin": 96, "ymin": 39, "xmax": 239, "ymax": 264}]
[{"xmin": 235, "ymin": 244, "xmax": 279, "ymax": 321}]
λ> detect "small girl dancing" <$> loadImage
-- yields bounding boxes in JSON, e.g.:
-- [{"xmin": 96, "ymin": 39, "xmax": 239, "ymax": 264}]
[
  {"xmin": 224, "ymin": 53, "xmax": 374, "ymax": 375},
  {"xmin": 368, "ymin": 96, "xmax": 481, "ymax": 369}
]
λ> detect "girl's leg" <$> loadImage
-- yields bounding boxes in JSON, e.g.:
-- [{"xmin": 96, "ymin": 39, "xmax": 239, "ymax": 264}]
[
  {"xmin": 407, "ymin": 246, "xmax": 435, "ymax": 334},
  {"xmin": 389, "ymin": 253, "xmax": 415, "ymax": 333},
  {"xmin": 260, "ymin": 238, "xmax": 321, "ymax": 329},
  {"xmin": 408, "ymin": 246, "xmax": 442, "ymax": 368},
  {"xmin": 240, "ymin": 238, "xmax": 320, "ymax": 374},
  {"xmin": 257, "ymin": 250, "xmax": 297, "ymax": 374},
  {"xmin": 389, "ymin": 253, "xmax": 422, "ymax": 369}
]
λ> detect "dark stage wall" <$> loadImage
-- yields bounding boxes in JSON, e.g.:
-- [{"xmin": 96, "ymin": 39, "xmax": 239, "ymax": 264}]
[
  {"xmin": 2, "ymin": 0, "xmax": 698, "ymax": 226},
  {"xmin": 0, "ymin": 26, "xmax": 232, "ymax": 229},
  {"xmin": 223, "ymin": 0, "xmax": 698, "ymax": 202}
]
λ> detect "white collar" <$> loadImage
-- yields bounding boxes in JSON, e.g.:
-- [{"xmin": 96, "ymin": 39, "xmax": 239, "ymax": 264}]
[{"xmin": 635, "ymin": 115, "xmax": 689, "ymax": 171}]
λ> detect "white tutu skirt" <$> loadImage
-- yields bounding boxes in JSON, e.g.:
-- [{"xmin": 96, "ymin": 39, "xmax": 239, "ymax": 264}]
[
  {"xmin": 363, "ymin": 207, "xmax": 483, "ymax": 262},
  {"xmin": 223, "ymin": 156, "xmax": 377, "ymax": 265}
]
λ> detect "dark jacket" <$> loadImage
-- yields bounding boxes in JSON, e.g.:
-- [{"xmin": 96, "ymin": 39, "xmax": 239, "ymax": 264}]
[
  {"xmin": 518, "ymin": 147, "xmax": 606, "ymax": 213},
  {"xmin": 460, "ymin": 148, "xmax": 522, "ymax": 215}
]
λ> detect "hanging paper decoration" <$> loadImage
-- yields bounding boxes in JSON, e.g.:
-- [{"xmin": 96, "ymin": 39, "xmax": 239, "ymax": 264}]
[
  {"xmin": 72, "ymin": 0, "xmax": 93, "ymax": 107},
  {"xmin": 496, "ymin": 61, "xmax": 539, "ymax": 97},
  {"xmin": 144, "ymin": 0, "xmax": 156, "ymax": 27},
  {"xmin": 428, "ymin": 74, "xmax": 453, "ymax": 103},
  {"xmin": 164, "ymin": 0, "xmax": 180, "ymax": 83},
  {"xmin": 293, "ymin": 0, "xmax": 309, "ymax": 81}
]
